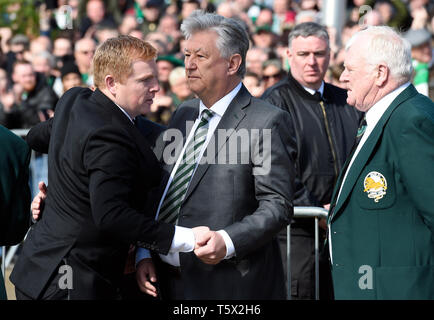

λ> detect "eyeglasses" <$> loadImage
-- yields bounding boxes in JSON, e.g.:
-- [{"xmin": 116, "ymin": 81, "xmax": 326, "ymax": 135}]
[
  {"xmin": 262, "ymin": 73, "xmax": 282, "ymax": 81},
  {"xmin": 79, "ymin": 50, "xmax": 95, "ymax": 55}
]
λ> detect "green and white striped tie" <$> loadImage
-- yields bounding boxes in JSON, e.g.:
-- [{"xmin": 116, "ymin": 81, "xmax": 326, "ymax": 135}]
[{"xmin": 158, "ymin": 109, "xmax": 214, "ymax": 224}]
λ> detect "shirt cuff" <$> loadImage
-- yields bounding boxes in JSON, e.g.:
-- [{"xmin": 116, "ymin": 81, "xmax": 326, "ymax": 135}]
[
  {"xmin": 217, "ymin": 230, "xmax": 236, "ymax": 259},
  {"xmin": 169, "ymin": 226, "xmax": 195, "ymax": 253},
  {"xmin": 135, "ymin": 247, "xmax": 151, "ymax": 267}
]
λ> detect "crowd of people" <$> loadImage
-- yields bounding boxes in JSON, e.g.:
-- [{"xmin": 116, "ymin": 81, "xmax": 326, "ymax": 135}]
[
  {"xmin": 0, "ymin": 0, "xmax": 432, "ymax": 130},
  {"xmin": 0, "ymin": 0, "xmax": 433, "ymax": 301}
]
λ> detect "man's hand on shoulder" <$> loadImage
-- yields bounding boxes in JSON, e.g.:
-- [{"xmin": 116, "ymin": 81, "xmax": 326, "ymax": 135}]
[{"xmin": 31, "ymin": 181, "xmax": 47, "ymax": 222}]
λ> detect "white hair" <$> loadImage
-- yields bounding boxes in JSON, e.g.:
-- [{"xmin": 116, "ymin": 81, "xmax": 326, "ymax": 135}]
[
  {"xmin": 295, "ymin": 10, "xmax": 320, "ymax": 25},
  {"xmin": 180, "ymin": 10, "xmax": 249, "ymax": 78},
  {"xmin": 169, "ymin": 66, "xmax": 186, "ymax": 86},
  {"xmin": 32, "ymin": 50, "xmax": 56, "ymax": 68},
  {"xmin": 346, "ymin": 26, "xmax": 413, "ymax": 84}
]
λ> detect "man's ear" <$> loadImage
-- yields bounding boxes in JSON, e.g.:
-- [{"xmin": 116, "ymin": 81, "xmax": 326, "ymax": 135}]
[
  {"xmin": 375, "ymin": 63, "xmax": 389, "ymax": 87},
  {"xmin": 105, "ymin": 75, "xmax": 117, "ymax": 95},
  {"xmin": 286, "ymin": 47, "xmax": 292, "ymax": 59},
  {"xmin": 228, "ymin": 54, "xmax": 242, "ymax": 76}
]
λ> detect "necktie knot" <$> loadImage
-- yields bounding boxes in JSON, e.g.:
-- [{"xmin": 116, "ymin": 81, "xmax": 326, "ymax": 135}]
[
  {"xmin": 158, "ymin": 108, "xmax": 214, "ymax": 224},
  {"xmin": 314, "ymin": 91, "xmax": 322, "ymax": 101},
  {"xmin": 201, "ymin": 109, "xmax": 214, "ymax": 123},
  {"xmin": 356, "ymin": 115, "xmax": 367, "ymax": 138}
]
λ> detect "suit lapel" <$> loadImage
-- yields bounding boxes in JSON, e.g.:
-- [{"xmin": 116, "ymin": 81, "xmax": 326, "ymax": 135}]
[
  {"xmin": 158, "ymin": 101, "xmax": 199, "ymax": 189},
  {"xmin": 164, "ymin": 102, "xmax": 199, "ymax": 173},
  {"xmin": 330, "ymin": 84, "xmax": 419, "ymax": 222},
  {"xmin": 182, "ymin": 85, "xmax": 250, "ymax": 202}
]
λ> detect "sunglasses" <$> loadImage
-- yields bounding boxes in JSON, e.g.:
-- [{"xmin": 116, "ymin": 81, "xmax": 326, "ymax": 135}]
[
  {"xmin": 262, "ymin": 73, "xmax": 282, "ymax": 81},
  {"xmin": 79, "ymin": 50, "xmax": 95, "ymax": 55}
]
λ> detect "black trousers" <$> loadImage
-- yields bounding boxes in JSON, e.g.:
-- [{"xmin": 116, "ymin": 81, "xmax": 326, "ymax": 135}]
[
  {"xmin": 15, "ymin": 263, "xmax": 69, "ymax": 300},
  {"xmin": 154, "ymin": 258, "xmax": 185, "ymax": 300},
  {"xmin": 278, "ymin": 224, "xmax": 333, "ymax": 300},
  {"xmin": 119, "ymin": 272, "xmax": 158, "ymax": 300}
]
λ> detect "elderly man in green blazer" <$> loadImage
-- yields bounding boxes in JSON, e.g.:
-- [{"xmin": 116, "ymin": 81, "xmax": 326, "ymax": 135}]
[
  {"xmin": 327, "ymin": 26, "xmax": 434, "ymax": 299},
  {"xmin": 0, "ymin": 126, "xmax": 31, "ymax": 300}
]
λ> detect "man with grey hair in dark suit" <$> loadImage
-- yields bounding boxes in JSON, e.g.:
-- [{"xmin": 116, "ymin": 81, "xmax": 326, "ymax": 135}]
[{"xmin": 136, "ymin": 10, "xmax": 297, "ymax": 300}]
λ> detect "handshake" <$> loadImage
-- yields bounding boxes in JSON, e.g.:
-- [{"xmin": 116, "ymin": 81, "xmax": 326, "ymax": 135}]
[
  {"xmin": 192, "ymin": 226, "xmax": 227, "ymax": 265},
  {"xmin": 31, "ymin": 182, "xmax": 227, "ymax": 266},
  {"xmin": 32, "ymin": 182, "xmax": 227, "ymax": 265},
  {"xmin": 137, "ymin": 226, "xmax": 227, "ymax": 297},
  {"xmin": 31, "ymin": 182, "xmax": 228, "ymax": 298}
]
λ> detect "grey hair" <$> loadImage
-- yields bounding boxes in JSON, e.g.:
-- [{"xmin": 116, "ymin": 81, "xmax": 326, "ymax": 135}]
[
  {"xmin": 346, "ymin": 26, "xmax": 413, "ymax": 85},
  {"xmin": 33, "ymin": 50, "xmax": 56, "ymax": 68},
  {"xmin": 169, "ymin": 66, "xmax": 186, "ymax": 86},
  {"xmin": 295, "ymin": 10, "xmax": 321, "ymax": 25},
  {"xmin": 288, "ymin": 22, "xmax": 329, "ymax": 49},
  {"xmin": 180, "ymin": 10, "xmax": 249, "ymax": 78}
]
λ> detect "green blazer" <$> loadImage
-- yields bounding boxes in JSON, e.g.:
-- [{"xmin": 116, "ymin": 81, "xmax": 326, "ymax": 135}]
[
  {"xmin": 0, "ymin": 126, "xmax": 31, "ymax": 300},
  {"xmin": 328, "ymin": 84, "xmax": 434, "ymax": 300}
]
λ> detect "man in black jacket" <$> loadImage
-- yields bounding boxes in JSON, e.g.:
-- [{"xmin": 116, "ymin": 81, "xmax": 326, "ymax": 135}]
[
  {"xmin": 261, "ymin": 22, "xmax": 361, "ymax": 300},
  {"xmin": 10, "ymin": 36, "xmax": 207, "ymax": 300}
]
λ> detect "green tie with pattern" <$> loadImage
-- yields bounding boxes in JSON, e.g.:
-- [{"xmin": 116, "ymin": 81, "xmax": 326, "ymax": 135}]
[
  {"xmin": 355, "ymin": 115, "xmax": 367, "ymax": 147},
  {"xmin": 158, "ymin": 109, "xmax": 214, "ymax": 224}
]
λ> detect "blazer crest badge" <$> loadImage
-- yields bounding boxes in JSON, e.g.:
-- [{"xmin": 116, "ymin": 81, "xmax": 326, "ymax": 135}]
[{"xmin": 363, "ymin": 171, "xmax": 387, "ymax": 202}]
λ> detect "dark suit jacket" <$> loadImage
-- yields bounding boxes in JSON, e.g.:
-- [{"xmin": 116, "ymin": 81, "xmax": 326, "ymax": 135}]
[
  {"xmin": 328, "ymin": 84, "xmax": 434, "ymax": 299},
  {"xmin": 153, "ymin": 85, "xmax": 296, "ymax": 299},
  {"xmin": 10, "ymin": 87, "xmax": 174, "ymax": 299},
  {"xmin": 0, "ymin": 126, "xmax": 31, "ymax": 300},
  {"xmin": 262, "ymin": 74, "xmax": 361, "ymax": 212}
]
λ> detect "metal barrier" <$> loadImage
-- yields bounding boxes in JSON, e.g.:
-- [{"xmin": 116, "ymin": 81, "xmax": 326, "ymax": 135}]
[{"xmin": 287, "ymin": 206, "xmax": 328, "ymax": 300}]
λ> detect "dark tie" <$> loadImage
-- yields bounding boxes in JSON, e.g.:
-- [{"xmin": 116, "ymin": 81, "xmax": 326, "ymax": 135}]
[
  {"xmin": 158, "ymin": 109, "xmax": 214, "ymax": 224},
  {"xmin": 353, "ymin": 115, "xmax": 367, "ymax": 150},
  {"xmin": 342, "ymin": 115, "xmax": 367, "ymax": 173},
  {"xmin": 313, "ymin": 91, "xmax": 322, "ymax": 101}
]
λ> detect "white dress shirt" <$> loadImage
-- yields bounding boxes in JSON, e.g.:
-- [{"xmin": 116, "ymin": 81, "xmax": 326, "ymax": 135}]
[
  {"xmin": 114, "ymin": 102, "xmax": 198, "ymax": 259},
  {"xmin": 328, "ymin": 82, "xmax": 411, "ymax": 264},
  {"xmin": 115, "ymin": 103, "xmax": 134, "ymax": 123},
  {"xmin": 136, "ymin": 82, "xmax": 242, "ymax": 266},
  {"xmin": 302, "ymin": 81, "xmax": 325, "ymax": 97}
]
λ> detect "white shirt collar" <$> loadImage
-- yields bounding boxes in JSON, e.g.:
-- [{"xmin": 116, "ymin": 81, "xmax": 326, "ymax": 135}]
[
  {"xmin": 115, "ymin": 103, "xmax": 135, "ymax": 123},
  {"xmin": 365, "ymin": 82, "xmax": 411, "ymax": 128},
  {"xmin": 199, "ymin": 82, "xmax": 242, "ymax": 118},
  {"xmin": 302, "ymin": 81, "xmax": 325, "ymax": 97}
]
